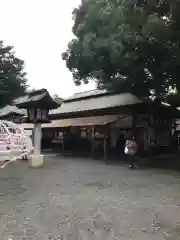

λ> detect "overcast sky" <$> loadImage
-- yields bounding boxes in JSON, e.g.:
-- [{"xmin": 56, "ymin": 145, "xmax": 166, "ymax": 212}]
[{"xmin": 0, "ymin": 0, "xmax": 96, "ymax": 98}]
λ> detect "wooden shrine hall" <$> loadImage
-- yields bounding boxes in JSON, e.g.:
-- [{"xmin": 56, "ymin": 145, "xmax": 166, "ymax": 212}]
[{"xmin": 0, "ymin": 89, "xmax": 179, "ymax": 161}]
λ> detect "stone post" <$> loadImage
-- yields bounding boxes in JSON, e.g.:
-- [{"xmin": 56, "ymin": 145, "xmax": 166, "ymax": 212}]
[
  {"xmin": 34, "ymin": 123, "xmax": 41, "ymax": 155},
  {"xmin": 28, "ymin": 123, "xmax": 43, "ymax": 168}
]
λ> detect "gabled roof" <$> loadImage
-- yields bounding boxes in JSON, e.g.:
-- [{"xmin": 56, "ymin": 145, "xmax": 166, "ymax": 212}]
[
  {"xmin": 14, "ymin": 89, "xmax": 60, "ymax": 109},
  {"xmin": 50, "ymin": 92, "xmax": 142, "ymax": 116},
  {"xmin": 0, "ymin": 105, "xmax": 26, "ymax": 118},
  {"xmin": 66, "ymin": 89, "xmax": 108, "ymax": 101}
]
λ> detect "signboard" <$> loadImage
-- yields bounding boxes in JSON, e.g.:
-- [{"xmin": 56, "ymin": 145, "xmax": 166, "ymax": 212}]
[
  {"xmin": 0, "ymin": 120, "xmax": 34, "ymax": 163},
  {"xmin": 94, "ymin": 132, "xmax": 105, "ymax": 139},
  {"xmin": 94, "ymin": 131, "xmax": 108, "ymax": 140}
]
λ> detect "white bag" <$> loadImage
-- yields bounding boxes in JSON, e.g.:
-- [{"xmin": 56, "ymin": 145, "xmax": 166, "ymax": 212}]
[{"xmin": 124, "ymin": 147, "xmax": 128, "ymax": 154}]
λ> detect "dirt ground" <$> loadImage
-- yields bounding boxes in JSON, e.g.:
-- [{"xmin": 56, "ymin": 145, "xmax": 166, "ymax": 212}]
[{"xmin": 0, "ymin": 156, "xmax": 180, "ymax": 239}]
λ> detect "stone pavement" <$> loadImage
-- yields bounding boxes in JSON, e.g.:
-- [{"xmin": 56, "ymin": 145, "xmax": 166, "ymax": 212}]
[{"xmin": 0, "ymin": 156, "xmax": 180, "ymax": 239}]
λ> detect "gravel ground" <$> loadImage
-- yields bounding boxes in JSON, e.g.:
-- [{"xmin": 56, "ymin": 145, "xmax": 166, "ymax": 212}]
[{"xmin": 0, "ymin": 156, "xmax": 180, "ymax": 239}]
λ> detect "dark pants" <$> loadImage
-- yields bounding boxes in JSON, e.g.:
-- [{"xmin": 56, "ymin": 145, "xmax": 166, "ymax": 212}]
[{"xmin": 127, "ymin": 154, "xmax": 136, "ymax": 166}]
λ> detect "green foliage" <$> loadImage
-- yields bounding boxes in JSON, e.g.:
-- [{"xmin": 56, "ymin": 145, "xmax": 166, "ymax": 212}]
[
  {"xmin": 62, "ymin": 0, "xmax": 180, "ymax": 102},
  {"xmin": 166, "ymin": 91, "xmax": 180, "ymax": 108},
  {"xmin": 27, "ymin": 88, "xmax": 36, "ymax": 93},
  {"xmin": 0, "ymin": 41, "xmax": 28, "ymax": 107}
]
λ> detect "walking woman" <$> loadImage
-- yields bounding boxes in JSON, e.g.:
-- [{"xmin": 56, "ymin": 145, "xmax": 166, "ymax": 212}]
[{"xmin": 124, "ymin": 136, "xmax": 137, "ymax": 169}]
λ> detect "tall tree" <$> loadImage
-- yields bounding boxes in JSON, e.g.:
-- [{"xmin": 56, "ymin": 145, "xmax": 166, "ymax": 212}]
[
  {"xmin": 0, "ymin": 41, "xmax": 28, "ymax": 107},
  {"xmin": 62, "ymin": 0, "xmax": 180, "ymax": 102}
]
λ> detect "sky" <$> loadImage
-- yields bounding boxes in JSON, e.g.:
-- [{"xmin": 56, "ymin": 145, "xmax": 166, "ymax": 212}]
[{"xmin": 0, "ymin": 0, "xmax": 96, "ymax": 98}]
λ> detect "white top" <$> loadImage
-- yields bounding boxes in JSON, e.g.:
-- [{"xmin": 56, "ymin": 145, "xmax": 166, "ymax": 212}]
[{"xmin": 125, "ymin": 140, "xmax": 137, "ymax": 155}]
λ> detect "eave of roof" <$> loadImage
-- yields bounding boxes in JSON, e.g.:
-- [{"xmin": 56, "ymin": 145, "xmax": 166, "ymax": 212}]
[
  {"xmin": 50, "ymin": 92, "xmax": 142, "ymax": 116},
  {"xmin": 66, "ymin": 89, "xmax": 108, "ymax": 102},
  {"xmin": 14, "ymin": 88, "xmax": 60, "ymax": 109}
]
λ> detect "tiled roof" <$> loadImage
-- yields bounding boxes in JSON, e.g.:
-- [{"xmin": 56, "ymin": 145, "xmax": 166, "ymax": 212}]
[
  {"xmin": 66, "ymin": 89, "xmax": 107, "ymax": 101},
  {"xmin": 14, "ymin": 89, "xmax": 60, "ymax": 109},
  {"xmin": 7, "ymin": 90, "xmax": 141, "ymax": 118},
  {"xmin": 14, "ymin": 89, "xmax": 47, "ymax": 106},
  {"xmin": 0, "ymin": 105, "xmax": 26, "ymax": 118},
  {"xmin": 50, "ymin": 92, "xmax": 141, "ymax": 116}
]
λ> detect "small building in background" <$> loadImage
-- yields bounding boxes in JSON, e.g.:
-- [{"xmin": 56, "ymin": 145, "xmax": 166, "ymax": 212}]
[
  {"xmin": 0, "ymin": 105, "xmax": 26, "ymax": 122},
  {"xmin": 48, "ymin": 89, "xmax": 178, "ymax": 158},
  {"xmin": 0, "ymin": 89, "xmax": 179, "ymax": 160}
]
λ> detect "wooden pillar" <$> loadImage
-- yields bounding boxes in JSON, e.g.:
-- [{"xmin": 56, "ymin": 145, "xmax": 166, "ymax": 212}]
[
  {"xmin": 91, "ymin": 126, "xmax": 95, "ymax": 158},
  {"xmin": 178, "ymin": 136, "xmax": 180, "ymax": 153},
  {"xmin": 62, "ymin": 131, "xmax": 65, "ymax": 154},
  {"xmin": 132, "ymin": 110, "xmax": 137, "ymax": 138},
  {"xmin": 154, "ymin": 115, "xmax": 157, "ymax": 145},
  {"xmin": 103, "ymin": 126, "xmax": 108, "ymax": 164}
]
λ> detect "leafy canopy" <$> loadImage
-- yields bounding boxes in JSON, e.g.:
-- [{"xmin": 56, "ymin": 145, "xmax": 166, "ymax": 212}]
[
  {"xmin": 0, "ymin": 41, "xmax": 28, "ymax": 107},
  {"xmin": 62, "ymin": 0, "xmax": 180, "ymax": 102}
]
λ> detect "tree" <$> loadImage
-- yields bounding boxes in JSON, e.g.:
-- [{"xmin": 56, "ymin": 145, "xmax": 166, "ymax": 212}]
[
  {"xmin": 0, "ymin": 41, "xmax": 28, "ymax": 107},
  {"xmin": 62, "ymin": 0, "xmax": 180, "ymax": 102},
  {"xmin": 52, "ymin": 94, "xmax": 63, "ymax": 104},
  {"xmin": 27, "ymin": 87, "xmax": 37, "ymax": 93},
  {"xmin": 166, "ymin": 91, "xmax": 180, "ymax": 109}
]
